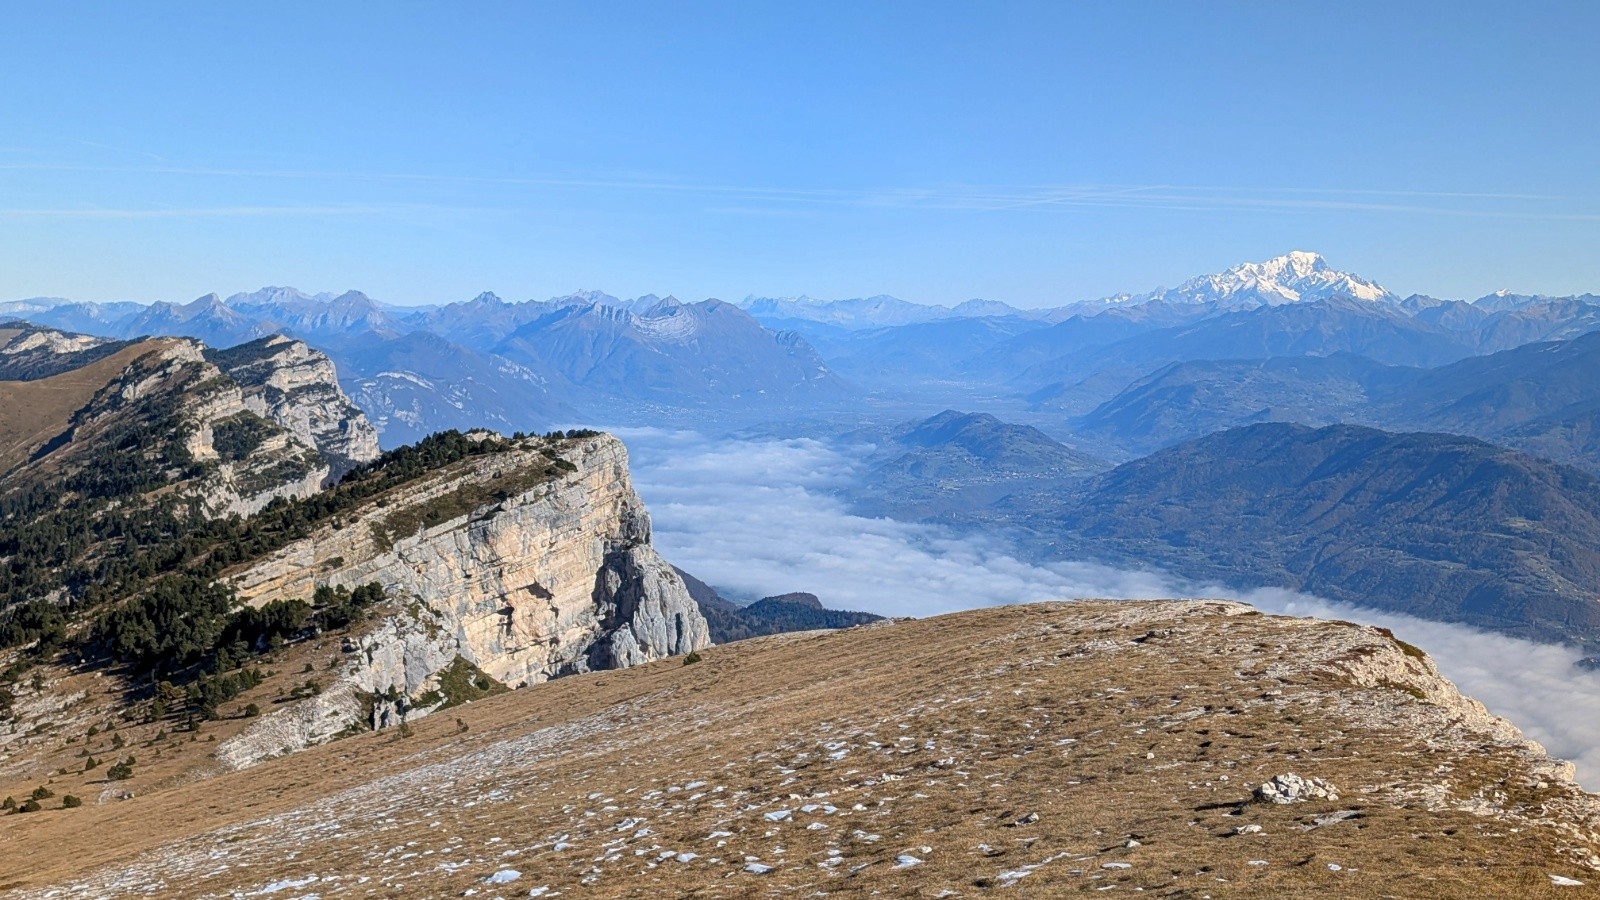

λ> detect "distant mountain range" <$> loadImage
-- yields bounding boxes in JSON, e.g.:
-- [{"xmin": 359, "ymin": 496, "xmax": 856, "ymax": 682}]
[
  {"xmin": 1, "ymin": 289, "xmax": 849, "ymax": 444},
  {"xmin": 736, "ymin": 253, "xmax": 1600, "ymax": 409},
  {"xmin": 738, "ymin": 251, "xmax": 1394, "ymax": 330},
  {"xmin": 1075, "ymin": 330, "xmax": 1600, "ymax": 472},
  {"xmin": 1089, "ymin": 249, "xmax": 1396, "ymax": 308},
  {"xmin": 9, "ymin": 251, "xmax": 1600, "ymax": 450},
  {"xmin": 1001, "ymin": 422, "xmax": 1600, "ymax": 648}
]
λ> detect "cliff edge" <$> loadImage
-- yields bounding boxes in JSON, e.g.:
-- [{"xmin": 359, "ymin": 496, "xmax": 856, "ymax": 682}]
[{"xmin": 210, "ymin": 432, "xmax": 711, "ymax": 765}]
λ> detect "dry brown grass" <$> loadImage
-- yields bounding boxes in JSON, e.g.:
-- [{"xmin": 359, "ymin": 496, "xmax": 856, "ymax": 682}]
[
  {"xmin": 2, "ymin": 600, "xmax": 1599, "ymax": 898},
  {"xmin": 0, "ymin": 340, "xmax": 164, "ymax": 473}
]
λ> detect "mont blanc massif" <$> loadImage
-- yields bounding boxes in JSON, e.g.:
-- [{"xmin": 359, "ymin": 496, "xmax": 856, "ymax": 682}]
[{"xmin": 7, "ymin": 252, "xmax": 1600, "ymax": 897}]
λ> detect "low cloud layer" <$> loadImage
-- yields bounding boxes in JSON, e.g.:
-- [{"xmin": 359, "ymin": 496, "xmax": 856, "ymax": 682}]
[{"xmin": 615, "ymin": 426, "xmax": 1600, "ymax": 788}]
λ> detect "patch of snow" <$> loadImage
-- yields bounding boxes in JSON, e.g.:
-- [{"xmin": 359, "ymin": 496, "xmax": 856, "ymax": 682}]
[
  {"xmin": 375, "ymin": 371, "xmax": 435, "ymax": 389},
  {"xmin": 255, "ymin": 874, "xmax": 319, "ymax": 894}
]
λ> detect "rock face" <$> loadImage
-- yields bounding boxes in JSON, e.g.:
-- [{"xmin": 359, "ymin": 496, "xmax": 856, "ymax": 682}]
[
  {"xmin": 32, "ymin": 335, "xmax": 330, "ymax": 519},
  {"xmin": 207, "ymin": 335, "xmax": 381, "ymax": 475},
  {"xmin": 231, "ymin": 434, "xmax": 710, "ymax": 689},
  {"xmin": 176, "ymin": 335, "xmax": 380, "ymax": 515},
  {"xmin": 0, "ymin": 326, "xmax": 378, "ymax": 518},
  {"xmin": 213, "ymin": 434, "xmax": 710, "ymax": 766},
  {"xmin": 214, "ymin": 606, "xmax": 461, "ymax": 769}
]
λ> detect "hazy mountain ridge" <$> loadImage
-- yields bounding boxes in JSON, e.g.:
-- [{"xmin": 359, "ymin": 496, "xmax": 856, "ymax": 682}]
[
  {"xmin": 733, "ymin": 253, "xmax": 1600, "ymax": 403},
  {"xmin": 740, "ymin": 293, "xmax": 1036, "ymax": 330},
  {"xmin": 840, "ymin": 410, "xmax": 1109, "ymax": 519},
  {"xmin": 3, "ymin": 291, "xmax": 851, "ymax": 444},
  {"xmin": 488, "ymin": 297, "xmax": 848, "ymax": 408},
  {"xmin": 1076, "ymin": 330, "xmax": 1600, "ymax": 472},
  {"xmin": 671, "ymin": 566, "xmax": 883, "ymax": 643},
  {"xmin": 12, "ymin": 252, "xmax": 1600, "ymax": 433},
  {"xmin": 1008, "ymin": 422, "xmax": 1600, "ymax": 647},
  {"xmin": 333, "ymin": 330, "xmax": 577, "ymax": 448},
  {"xmin": 877, "ymin": 409, "xmax": 1106, "ymax": 479},
  {"xmin": 739, "ymin": 252, "xmax": 1392, "ymax": 332}
]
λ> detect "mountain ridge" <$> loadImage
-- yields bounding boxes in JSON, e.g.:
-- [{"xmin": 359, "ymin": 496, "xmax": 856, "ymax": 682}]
[
  {"xmin": 1011, "ymin": 422, "xmax": 1600, "ymax": 646},
  {"xmin": 0, "ymin": 331, "xmax": 710, "ymax": 771}
]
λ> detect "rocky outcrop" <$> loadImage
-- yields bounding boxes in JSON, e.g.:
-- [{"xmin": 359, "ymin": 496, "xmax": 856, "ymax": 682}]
[
  {"xmin": 93, "ymin": 339, "xmax": 332, "ymax": 519},
  {"xmin": 215, "ymin": 434, "xmax": 710, "ymax": 764},
  {"xmin": 0, "ymin": 328, "xmax": 110, "ymax": 357},
  {"xmin": 207, "ymin": 336, "xmax": 381, "ymax": 475},
  {"xmin": 1253, "ymin": 773, "xmax": 1339, "ymax": 804},
  {"xmin": 231, "ymin": 434, "xmax": 707, "ymax": 688},
  {"xmin": 1, "ymin": 327, "xmax": 372, "ymax": 518},
  {"xmin": 214, "ymin": 605, "xmax": 461, "ymax": 769},
  {"xmin": 107, "ymin": 335, "xmax": 379, "ymax": 517}
]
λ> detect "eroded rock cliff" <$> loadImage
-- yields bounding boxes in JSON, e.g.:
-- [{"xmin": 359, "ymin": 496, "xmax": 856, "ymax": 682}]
[
  {"xmin": 216, "ymin": 433, "xmax": 710, "ymax": 764},
  {"xmin": 233, "ymin": 434, "xmax": 708, "ymax": 685},
  {"xmin": 207, "ymin": 335, "xmax": 381, "ymax": 475}
]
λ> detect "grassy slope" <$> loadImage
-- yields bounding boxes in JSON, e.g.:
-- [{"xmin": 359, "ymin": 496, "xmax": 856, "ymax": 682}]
[
  {"xmin": 0, "ymin": 340, "xmax": 164, "ymax": 474},
  {"xmin": 2, "ymin": 600, "xmax": 1595, "ymax": 898}
]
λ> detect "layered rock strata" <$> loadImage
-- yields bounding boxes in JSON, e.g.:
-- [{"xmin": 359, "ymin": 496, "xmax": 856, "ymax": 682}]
[
  {"xmin": 217, "ymin": 434, "xmax": 710, "ymax": 764},
  {"xmin": 207, "ymin": 335, "xmax": 381, "ymax": 474}
]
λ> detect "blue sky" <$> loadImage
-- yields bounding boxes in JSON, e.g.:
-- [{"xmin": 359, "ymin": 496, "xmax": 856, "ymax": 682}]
[{"xmin": 3, "ymin": 1, "xmax": 1598, "ymax": 307}]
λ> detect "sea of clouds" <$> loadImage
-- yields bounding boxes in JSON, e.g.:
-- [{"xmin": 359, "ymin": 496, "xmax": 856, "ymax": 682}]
[{"xmin": 615, "ymin": 426, "xmax": 1600, "ymax": 788}]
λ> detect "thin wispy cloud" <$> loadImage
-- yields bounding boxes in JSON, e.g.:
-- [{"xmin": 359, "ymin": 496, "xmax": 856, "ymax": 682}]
[{"xmin": 0, "ymin": 160, "xmax": 1590, "ymax": 222}]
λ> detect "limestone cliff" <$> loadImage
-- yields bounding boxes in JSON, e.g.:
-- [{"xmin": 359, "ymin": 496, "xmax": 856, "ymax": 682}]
[
  {"xmin": 0, "ymin": 326, "xmax": 378, "ymax": 518},
  {"xmin": 213, "ymin": 605, "xmax": 462, "ymax": 769},
  {"xmin": 216, "ymin": 433, "xmax": 710, "ymax": 764},
  {"xmin": 232, "ymin": 434, "xmax": 709, "ymax": 685},
  {"xmin": 206, "ymin": 335, "xmax": 381, "ymax": 476}
]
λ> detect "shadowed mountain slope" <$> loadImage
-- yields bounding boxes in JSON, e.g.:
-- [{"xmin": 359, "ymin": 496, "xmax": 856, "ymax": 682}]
[
  {"xmin": 1018, "ymin": 423, "xmax": 1600, "ymax": 647},
  {"xmin": 673, "ymin": 567, "xmax": 883, "ymax": 644},
  {"xmin": 1072, "ymin": 354, "xmax": 1405, "ymax": 455},
  {"xmin": 1076, "ymin": 331, "xmax": 1600, "ymax": 472}
]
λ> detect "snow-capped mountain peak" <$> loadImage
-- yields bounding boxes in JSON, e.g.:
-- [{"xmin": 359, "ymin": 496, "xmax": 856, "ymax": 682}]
[{"xmin": 1103, "ymin": 251, "xmax": 1396, "ymax": 309}]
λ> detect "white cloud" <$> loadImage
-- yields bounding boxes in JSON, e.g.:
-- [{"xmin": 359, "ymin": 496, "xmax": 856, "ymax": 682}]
[{"xmin": 616, "ymin": 426, "xmax": 1600, "ymax": 789}]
